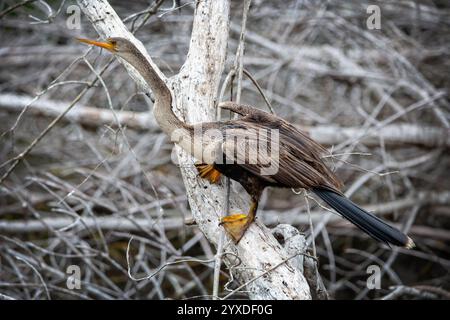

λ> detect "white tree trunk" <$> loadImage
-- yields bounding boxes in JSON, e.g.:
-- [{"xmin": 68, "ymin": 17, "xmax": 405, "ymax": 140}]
[{"xmin": 77, "ymin": 0, "xmax": 311, "ymax": 299}]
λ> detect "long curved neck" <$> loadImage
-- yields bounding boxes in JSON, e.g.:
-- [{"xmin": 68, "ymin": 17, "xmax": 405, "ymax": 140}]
[{"xmin": 125, "ymin": 49, "xmax": 191, "ymax": 135}]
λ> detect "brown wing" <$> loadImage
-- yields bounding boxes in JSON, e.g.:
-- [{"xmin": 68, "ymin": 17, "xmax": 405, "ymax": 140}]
[{"xmin": 220, "ymin": 102, "xmax": 342, "ymax": 192}]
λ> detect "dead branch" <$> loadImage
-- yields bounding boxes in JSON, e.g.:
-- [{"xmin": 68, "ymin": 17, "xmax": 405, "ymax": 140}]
[{"xmin": 2, "ymin": 93, "xmax": 447, "ymax": 148}]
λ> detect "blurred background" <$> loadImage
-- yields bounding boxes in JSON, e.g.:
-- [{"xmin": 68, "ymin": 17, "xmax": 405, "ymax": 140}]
[{"xmin": 0, "ymin": 0, "xmax": 449, "ymax": 300}]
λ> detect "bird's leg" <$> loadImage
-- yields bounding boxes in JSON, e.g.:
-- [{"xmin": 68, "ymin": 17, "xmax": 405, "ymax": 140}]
[
  {"xmin": 195, "ymin": 163, "xmax": 222, "ymax": 184},
  {"xmin": 220, "ymin": 198, "xmax": 259, "ymax": 244}
]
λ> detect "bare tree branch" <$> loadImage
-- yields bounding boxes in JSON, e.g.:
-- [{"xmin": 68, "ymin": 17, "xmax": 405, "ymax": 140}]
[{"xmin": 2, "ymin": 93, "xmax": 448, "ymax": 148}]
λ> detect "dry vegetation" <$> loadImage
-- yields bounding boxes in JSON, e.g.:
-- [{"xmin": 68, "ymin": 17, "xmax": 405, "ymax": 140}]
[{"xmin": 0, "ymin": 0, "xmax": 449, "ymax": 300}]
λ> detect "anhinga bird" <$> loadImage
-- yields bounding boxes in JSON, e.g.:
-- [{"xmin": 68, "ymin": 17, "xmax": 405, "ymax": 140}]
[{"xmin": 78, "ymin": 37, "xmax": 414, "ymax": 249}]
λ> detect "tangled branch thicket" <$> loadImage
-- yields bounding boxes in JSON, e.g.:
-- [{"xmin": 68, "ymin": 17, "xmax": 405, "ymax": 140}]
[{"xmin": 0, "ymin": 0, "xmax": 449, "ymax": 300}]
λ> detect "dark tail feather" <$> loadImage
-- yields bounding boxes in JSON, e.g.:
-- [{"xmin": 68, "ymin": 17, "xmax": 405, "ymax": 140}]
[{"xmin": 313, "ymin": 187, "xmax": 414, "ymax": 248}]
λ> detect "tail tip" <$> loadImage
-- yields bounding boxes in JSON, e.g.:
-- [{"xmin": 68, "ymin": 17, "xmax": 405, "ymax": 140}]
[{"xmin": 404, "ymin": 237, "xmax": 415, "ymax": 249}]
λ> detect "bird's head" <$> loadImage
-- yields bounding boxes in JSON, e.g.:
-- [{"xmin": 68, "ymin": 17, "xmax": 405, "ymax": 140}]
[{"xmin": 77, "ymin": 37, "xmax": 136, "ymax": 58}]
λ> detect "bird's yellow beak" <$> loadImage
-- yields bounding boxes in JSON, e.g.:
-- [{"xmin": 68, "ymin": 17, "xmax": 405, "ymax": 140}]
[{"xmin": 76, "ymin": 38, "xmax": 116, "ymax": 52}]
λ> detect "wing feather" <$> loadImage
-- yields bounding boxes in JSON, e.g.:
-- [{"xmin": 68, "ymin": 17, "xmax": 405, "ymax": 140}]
[{"xmin": 220, "ymin": 104, "xmax": 342, "ymax": 191}]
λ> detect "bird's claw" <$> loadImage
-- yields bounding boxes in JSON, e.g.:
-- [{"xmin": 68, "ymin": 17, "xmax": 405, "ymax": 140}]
[{"xmin": 219, "ymin": 214, "xmax": 251, "ymax": 244}]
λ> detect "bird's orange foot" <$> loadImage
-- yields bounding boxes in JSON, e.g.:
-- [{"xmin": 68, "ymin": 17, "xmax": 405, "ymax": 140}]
[
  {"xmin": 219, "ymin": 214, "xmax": 252, "ymax": 244},
  {"xmin": 195, "ymin": 163, "xmax": 222, "ymax": 184}
]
